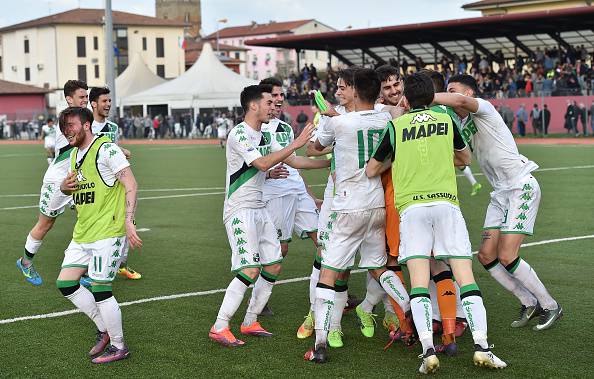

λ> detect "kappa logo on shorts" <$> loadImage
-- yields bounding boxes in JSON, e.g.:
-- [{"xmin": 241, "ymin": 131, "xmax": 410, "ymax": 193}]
[
  {"xmin": 236, "ymin": 237, "xmax": 247, "ymax": 246},
  {"xmin": 238, "ymin": 247, "xmax": 248, "ymax": 255},
  {"xmin": 516, "ymin": 213, "xmax": 527, "ymax": 220},
  {"xmin": 519, "ymin": 203, "xmax": 529, "ymax": 211},
  {"xmin": 410, "ymin": 113, "xmax": 437, "ymax": 125},
  {"xmin": 233, "ymin": 228, "xmax": 244, "ymax": 236},
  {"xmin": 522, "ymin": 183, "xmax": 533, "ymax": 191},
  {"xmin": 520, "ymin": 193, "xmax": 532, "ymax": 201},
  {"xmin": 513, "ymin": 223, "xmax": 525, "ymax": 230},
  {"xmin": 231, "ymin": 218, "xmax": 242, "ymax": 226}
]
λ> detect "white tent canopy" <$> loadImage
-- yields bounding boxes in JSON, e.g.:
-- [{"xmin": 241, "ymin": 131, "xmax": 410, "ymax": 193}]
[
  {"xmin": 116, "ymin": 53, "xmax": 166, "ymax": 101},
  {"xmin": 122, "ymin": 43, "xmax": 257, "ymax": 111}
]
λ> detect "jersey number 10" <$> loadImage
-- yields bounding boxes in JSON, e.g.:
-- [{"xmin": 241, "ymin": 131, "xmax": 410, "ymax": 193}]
[{"xmin": 357, "ymin": 129, "xmax": 384, "ymax": 168}]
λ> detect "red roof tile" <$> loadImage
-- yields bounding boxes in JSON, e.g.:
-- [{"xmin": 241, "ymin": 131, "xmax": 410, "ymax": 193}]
[
  {"xmin": 0, "ymin": 8, "xmax": 186, "ymax": 33},
  {"xmin": 0, "ymin": 79, "xmax": 48, "ymax": 95},
  {"xmin": 203, "ymin": 19, "xmax": 313, "ymax": 39}
]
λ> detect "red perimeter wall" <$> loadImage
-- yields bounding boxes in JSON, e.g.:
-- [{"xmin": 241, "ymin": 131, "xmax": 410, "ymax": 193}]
[
  {"xmin": 0, "ymin": 94, "xmax": 47, "ymax": 120},
  {"xmin": 286, "ymin": 95, "xmax": 594, "ymax": 134}
]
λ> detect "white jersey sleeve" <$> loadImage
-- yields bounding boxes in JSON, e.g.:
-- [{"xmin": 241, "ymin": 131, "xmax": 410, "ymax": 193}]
[
  {"xmin": 96, "ymin": 143, "xmax": 130, "ymax": 186},
  {"xmin": 317, "ymin": 117, "xmax": 336, "ymax": 147},
  {"xmin": 228, "ymin": 126, "xmax": 262, "ymax": 166}
]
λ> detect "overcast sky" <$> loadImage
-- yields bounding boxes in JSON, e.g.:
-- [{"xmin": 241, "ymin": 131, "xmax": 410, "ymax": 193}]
[{"xmin": 0, "ymin": 0, "xmax": 480, "ymax": 35}]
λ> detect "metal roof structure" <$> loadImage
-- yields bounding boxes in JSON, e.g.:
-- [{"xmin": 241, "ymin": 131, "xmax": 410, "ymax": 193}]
[{"xmin": 245, "ymin": 6, "xmax": 594, "ymax": 66}]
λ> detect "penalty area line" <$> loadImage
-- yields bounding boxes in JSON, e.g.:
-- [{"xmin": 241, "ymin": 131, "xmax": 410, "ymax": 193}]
[{"xmin": 1, "ymin": 234, "xmax": 593, "ymax": 326}]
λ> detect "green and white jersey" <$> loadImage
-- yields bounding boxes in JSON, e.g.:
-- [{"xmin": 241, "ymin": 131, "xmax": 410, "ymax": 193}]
[
  {"xmin": 92, "ymin": 119, "xmax": 119, "ymax": 144},
  {"xmin": 455, "ymin": 98, "xmax": 538, "ymax": 190},
  {"xmin": 42, "ymin": 124, "xmax": 56, "ymax": 140},
  {"xmin": 223, "ymin": 122, "xmax": 272, "ymax": 222},
  {"xmin": 69, "ymin": 135, "xmax": 129, "ymax": 243},
  {"xmin": 318, "ymin": 109, "xmax": 390, "ymax": 212},
  {"xmin": 373, "ymin": 107, "xmax": 467, "ymax": 212},
  {"xmin": 261, "ymin": 118, "xmax": 306, "ymax": 201}
]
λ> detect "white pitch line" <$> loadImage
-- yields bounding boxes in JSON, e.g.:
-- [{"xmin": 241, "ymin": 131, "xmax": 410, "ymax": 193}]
[
  {"xmin": 1, "ymin": 164, "xmax": 592, "ymax": 199},
  {"xmin": 2, "ymin": 234, "xmax": 592, "ymax": 325}
]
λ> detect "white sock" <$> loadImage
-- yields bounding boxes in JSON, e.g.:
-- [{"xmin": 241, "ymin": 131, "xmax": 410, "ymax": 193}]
[
  {"xmin": 65, "ymin": 286, "xmax": 106, "ymax": 332},
  {"xmin": 243, "ymin": 274, "xmax": 275, "ymax": 326},
  {"xmin": 314, "ymin": 286, "xmax": 335, "ymax": 346},
  {"xmin": 410, "ymin": 289, "xmax": 434, "ymax": 354},
  {"xmin": 461, "ymin": 166, "xmax": 478, "ymax": 186},
  {"xmin": 309, "ymin": 262, "xmax": 320, "ymax": 311},
  {"xmin": 428, "ymin": 280, "xmax": 440, "ymax": 321},
  {"xmin": 24, "ymin": 233, "xmax": 43, "ymax": 258},
  {"xmin": 330, "ymin": 290, "xmax": 348, "ymax": 331},
  {"xmin": 96, "ymin": 296, "xmax": 124, "ymax": 349},
  {"xmin": 378, "ymin": 270, "xmax": 410, "ymax": 312},
  {"xmin": 509, "ymin": 259, "xmax": 557, "ymax": 310},
  {"xmin": 214, "ymin": 277, "xmax": 250, "ymax": 331},
  {"xmin": 486, "ymin": 261, "xmax": 537, "ymax": 306},
  {"xmin": 361, "ymin": 272, "xmax": 385, "ymax": 313},
  {"xmin": 460, "ymin": 290, "xmax": 488, "ymax": 349},
  {"xmin": 454, "ymin": 282, "xmax": 465, "ymax": 319}
]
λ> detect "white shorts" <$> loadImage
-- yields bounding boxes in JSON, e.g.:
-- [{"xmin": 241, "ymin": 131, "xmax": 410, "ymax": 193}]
[
  {"xmin": 399, "ymin": 203, "xmax": 472, "ymax": 264},
  {"xmin": 218, "ymin": 127, "xmax": 227, "ymax": 139},
  {"xmin": 61, "ymin": 236, "xmax": 128, "ymax": 283},
  {"xmin": 265, "ymin": 193, "xmax": 318, "ymax": 242},
  {"xmin": 322, "ymin": 208, "xmax": 386, "ymax": 271},
  {"xmin": 44, "ymin": 138, "xmax": 55, "ymax": 150},
  {"xmin": 225, "ymin": 208, "xmax": 283, "ymax": 272},
  {"xmin": 39, "ymin": 182, "xmax": 72, "ymax": 218},
  {"xmin": 483, "ymin": 175, "xmax": 541, "ymax": 235}
]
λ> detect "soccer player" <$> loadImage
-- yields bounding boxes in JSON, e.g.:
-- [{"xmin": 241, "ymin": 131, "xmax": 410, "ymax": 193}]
[
  {"xmin": 57, "ymin": 106, "xmax": 142, "ymax": 363},
  {"xmin": 89, "ymin": 87, "xmax": 139, "ymax": 281},
  {"xmin": 300, "ymin": 68, "xmax": 368, "ymax": 349},
  {"xmin": 16, "ymin": 80, "xmax": 88, "ymax": 286},
  {"xmin": 434, "ymin": 74, "xmax": 562, "ymax": 331},
  {"xmin": 40, "ymin": 118, "xmax": 56, "ymax": 164},
  {"xmin": 367, "ymin": 73, "xmax": 506, "ymax": 374},
  {"xmin": 305, "ymin": 69, "xmax": 410, "ymax": 363},
  {"xmin": 217, "ymin": 114, "xmax": 228, "ymax": 149},
  {"xmin": 208, "ymin": 85, "xmax": 328, "ymax": 347},
  {"xmin": 259, "ymin": 77, "xmax": 322, "ymax": 316}
]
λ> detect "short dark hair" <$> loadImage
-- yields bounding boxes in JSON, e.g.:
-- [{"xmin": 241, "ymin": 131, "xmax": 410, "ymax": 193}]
[
  {"xmin": 354, "ymin": 68, "xmax": 381, "ymax": 104},
  {"xmin": 58, "ymin": 107, "xmax": 94, "ymax": 132},
  {"xmin": 418, "ymin": 69, "xmax": 445, "ymax": 93},
  {"xmin": 337, "ymin": 67, "xmax": 361, "ymax": 87},
  {"xmin": 240, "ymin": 84, "xmax": 272, "ymax": 113},
  {"xmin": 404, "ymin": 73, "xmax": 434, "ymax": 109},
  {"xmin": 47, "ymin": 118, "xmax": 54, "ymax": 123},
  {"xmin": 447, "ymin": 74, "xmax": 479, "ymax": 95},
  {"xmin": 260, "ymin": 77, "xmax": 283, "ymax": 88},
  {"xmin": 375, "ymin": 64, "xmax": 401, "ymax": 83},
  {"xmin": 63, "ymin": 80, "xmax": 88, "ymax": 98},
  {"xmin": 89, "ymin": 86, "xmax": 111, "ymax": 105}
]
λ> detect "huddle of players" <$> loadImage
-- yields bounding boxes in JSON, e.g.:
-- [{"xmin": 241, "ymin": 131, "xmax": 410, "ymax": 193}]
[
  {"xmin": 212, "ymin": 65, "xmax": 562, "ymax": 374},
  {"xmin": 16, "ymin": 80, "xmax": 142, "ymax": 364}
]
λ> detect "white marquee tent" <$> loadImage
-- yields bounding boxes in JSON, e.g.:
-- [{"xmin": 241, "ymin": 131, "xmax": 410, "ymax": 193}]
[
  {"xmin": 122, "ymin": 43, "xmax": 257, "ymax": 113},
  {"xmin": 115, "ymin": 53, "xmax": 166, "ymax": 115}
]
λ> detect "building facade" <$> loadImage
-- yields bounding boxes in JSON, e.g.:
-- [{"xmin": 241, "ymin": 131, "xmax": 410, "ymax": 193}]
[
  {"xmin": 204, "ymin": 20, "xmax": 334, "ymax": 80},
  {"xmin": 0, "ymin": 8, "xmax": 185, "ymax": 111},
  {"xmin": 156, "ymin": 0, "xmax": 201, "ymax": 38}
]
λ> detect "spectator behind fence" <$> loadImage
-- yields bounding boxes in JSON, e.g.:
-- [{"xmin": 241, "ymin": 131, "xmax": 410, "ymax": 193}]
[
  {"xmin": 542, "ymin": 104, "xmax": 551, "ymax": 136},
  {"xmin": 530, "ymin": 103, "xmax": 541, "ymax": 136},
  {"xmin": 578, "ymin": 103, "xmax": 588, "ymax": 136},
  {"xmin": 516, "ymin": 104, "xmax": 528, "ymax": 136},
  {"xmin": 295, "ymin": 109, "xmax": 308, "ymax": 136}
]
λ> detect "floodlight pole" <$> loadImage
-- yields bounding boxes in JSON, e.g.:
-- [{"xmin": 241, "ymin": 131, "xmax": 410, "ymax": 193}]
[{"xmin": 104, "ymin": 0, "xmax": 117, "ymax": 119}]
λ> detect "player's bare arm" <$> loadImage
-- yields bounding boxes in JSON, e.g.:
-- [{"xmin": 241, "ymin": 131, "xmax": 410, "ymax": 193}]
[
  {"xmin": 266, "ymin": 164, "xmax": 289, "ymax": 179},
  {"xmin": 454, "ymin": 147, "xmax": 472, "ymax": 167},
  {"xmin": 284, "ymin": 155, "xmax": 330, "ymax": 170},
  {"xmin": 306, "ymin": 141, "xmax": 332, "ymax": 157},
  {"xmin": 60, "ymin": 171, "xmax": 78, "ymax": 195},
  {"xmin": 251, "ymin": 123, "xmax": 315, "ymax": 171},
  {"xmin": 115, "ymin": 167, "xmax": 143, "ymax": 249},
  {"xmin": 365, "ymin": 157, "xmax": 391, "ymax": 177},
  {"xmin": 433, "ymin": 93, "xmax": 479, "ymax": 114}
]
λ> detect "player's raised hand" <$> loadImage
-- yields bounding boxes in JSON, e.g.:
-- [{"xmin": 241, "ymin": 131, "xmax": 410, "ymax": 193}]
[
  {"xmin": 126, "ymin": 221, "xmax": 143, "ymax": 249},
  {"xmin": 60, "ymin": 171, "xmax": 78, "ymax": 195},
  {"xmin": 268, "ymin": 163, "xmax": 289, "ymax": 179},
  {"xmin": 121, "ymin": 147, "xmax": 132, "ymax": 160},
  {"xmin": 293, "ymin": 123, "xmax": 316, "ymax": 148}
]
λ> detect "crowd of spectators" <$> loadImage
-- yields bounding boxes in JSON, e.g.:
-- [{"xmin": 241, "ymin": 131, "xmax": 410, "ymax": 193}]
[{"xmin": 283, "ymin": 45, "xmax": 593, "ymax": 104}]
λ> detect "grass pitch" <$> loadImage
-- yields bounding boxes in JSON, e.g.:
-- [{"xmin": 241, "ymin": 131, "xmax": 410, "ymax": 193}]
[{"xmin": 0, "ymin": 142, "xmax": 593, "ymax": 378}]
